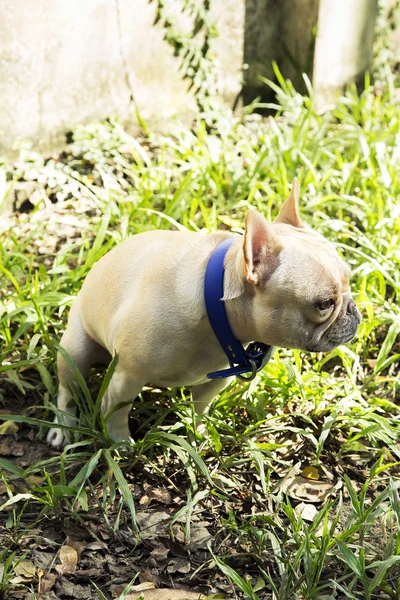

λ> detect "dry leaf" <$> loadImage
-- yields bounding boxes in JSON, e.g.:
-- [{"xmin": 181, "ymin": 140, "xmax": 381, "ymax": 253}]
[
  {"xmin": 0, "ymin": 438, "xmax": 25, "ymax": 456},
  {"xmin": 125, "ymin": 590, "xmax": 205, "ymax": 600},
  {"xmin": 14, "ymin": 559, "xmax": 36, "ymax": 581},
  {"xmin": 85, "ymin": 540, "xmax": 108, "ymax": 551},
  {"xmin": 55, "ymin": 579, "xmax": 91, "ymax": 599},
  {"xmin": 126, "ymin": 582, "xmax": 157, "ymax": 593},
  {"xmin": 280, "ymin": 475, "xmax": 334, "ymax": 502},
  {"xmin": 147, "ymin": 487, "xmax": 172, "ymax": 505},
  {"xmin": 294, "ymin": 502, "xmax": 318, "ymax": 522},
  {"xmin": 136, "ymin": 511, "xmax": 171, "ymax": 540},
  {"xmin": 65, "ymin": 537, "xmax": 87, "ymax": 556},
  {"xmin": 171, "ymin": 524, "xmax": 185, "ymax": 544},
  {"xmin": 10, "ymin": 575, "xmax": 32, "ymax": 585},
  {"xmin": 150, "ymin": 543, "xmax": 170, "ymax": 563},
  {"xmin": 188, "ymin": 523, "xmax": 211, "ymax": 551},
  {"xmin": 55, "ymin": 544, "xmax": 78, "ymax": 574},
  {"xmin": 0, "ymin": 481, "xmax": 14, "ymax": 494},
  {"xmin": 301, "ymin": 466, "xmax": 320, "ymax": 480},
  {"xmin": 6, "ymin": 590, "xmax": 27, "ymax": 599},
  {"xmin": 39, "ymin": 572, "xmax": 57, "ymax": 593},
  {"xmin": 140, "ymin": 494, "xmax": 151, "ymax": 507},
  {"xmin": 139, "ymin": 570, "xmax": 160, "ymax": 586},
  {"xmin": 31, "ymin": 550, "xmax": 55, "ymax": 570},
  {"xmin": 0, "ymin": 420, "xmax": 19, "ymax": 435},
  {"xmin": 167, "ymin": 559, "xmax": 191, "ymax": 574}
]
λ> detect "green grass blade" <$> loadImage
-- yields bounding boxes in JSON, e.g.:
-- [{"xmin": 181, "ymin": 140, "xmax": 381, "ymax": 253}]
[
  {"xmin": 56, "ymin": 343, "xmax": 92, "ymax": 408},
  {"xmin": 209, "ymin": 548, "xmax": 261, "ymax": 600},
  {"xmin": 147, "ymin": 432, "xmax": 213, "ymax": 486},
  {"xmin": 336, "ymin": 540, "xmax": 363, "ymax": 578},
  {"xmin": 0, "ymin": 458, "xmax": 26, "ymax": 478},
  {"xmin": 104, "ymin": 450, "xmax": 138, "ymax": 535}
]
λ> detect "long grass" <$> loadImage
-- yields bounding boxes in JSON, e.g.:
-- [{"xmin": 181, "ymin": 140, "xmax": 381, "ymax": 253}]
[{"xmin": 0, "ymin": 67, "xmax": 400, "ymax": 598}]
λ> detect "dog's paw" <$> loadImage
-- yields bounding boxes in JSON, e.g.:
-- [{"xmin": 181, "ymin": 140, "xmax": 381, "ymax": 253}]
[{"xmin": 46, "ymin": 427, "xmax": 66, "ymax": 450}]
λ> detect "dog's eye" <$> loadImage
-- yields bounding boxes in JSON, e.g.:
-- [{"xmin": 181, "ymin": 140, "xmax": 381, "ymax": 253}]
[{"xmin": 317, "ymin": 299, "xmax": 334, "ymax": 311}]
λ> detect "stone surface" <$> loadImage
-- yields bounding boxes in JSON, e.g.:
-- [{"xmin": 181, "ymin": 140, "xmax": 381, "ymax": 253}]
[
  {"xmin": 380, "ymin": 0, "xmax": 400, "ymax": 63},
  {"xmin": 0, "ymin": 0, "xmax": 244, "ymax": 155},
  {"xmin": 0, "ymin": 0, "xmax": 132, "ymax": 154},
  {"xmin": 313, "ymin": 0, "xmax": 379, "ymax": 107},
  {"xmin": 212, "ymin": 0, "xmax": 246, "ymax": 105},
  {"xmin": 0, "ymin": 0, "xmax": 381, "ymax": 157},
  {"xmin": 244, "ymin": 0, "xmax": 379, "ymax": 106}
]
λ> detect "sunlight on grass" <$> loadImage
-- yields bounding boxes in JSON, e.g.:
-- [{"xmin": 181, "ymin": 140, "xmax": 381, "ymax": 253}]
[{"xmin": 0, "ymin": 68, "xmax": 400, "ymax": 598}]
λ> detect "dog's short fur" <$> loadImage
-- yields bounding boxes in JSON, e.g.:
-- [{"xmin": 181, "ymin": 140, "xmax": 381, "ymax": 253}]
[{"xmin": 47, "ymin": 180, "xmax": 361, "ymax": 448}]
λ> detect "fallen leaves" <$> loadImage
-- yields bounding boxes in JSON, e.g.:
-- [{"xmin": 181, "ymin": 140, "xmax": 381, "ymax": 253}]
[
  {"xmin": 55, "ymin": 579, "xmax": 93, "ymax": 599},
  {"xmin": 0, "ymin": 420, "xmax": 19, "ymax": 435},
  {"xmin": 136, "ymin": 511, "xmax": 171, "ymax": 540},
  {"xmin": 188, "ymin": 523, "xmax": 212, "ymax": 551},
  {"xmin": 0, "ymin": 437, "xmax": 25, "ymax": 457},
  {"xmin": 150, "ymin": 543, "xmax": 170, "ymax": 563},
  {"xmin": 167, "ymin": 558, "xmax": 191, "ymax": 574},
  {"xmin": 125, "ymin": 590, "xmax": 206, "ymax": 600},
  {"xmin": 39, "ymin": 572, "xmax": 57, "ymax": 593},
  {"xmin": 11, "ymin": 559, "xmax": 37, "ymax": 584},
  {"xmin": 294, "ymin": 502, "xmax": 318, "ymax": 522},
  {"xmin": 277, "ymin": 462, "xmax": 336, "ymax": 503},
  {"xmin": 55, "ymin": 545, "xmax": 79, "ymax": 574},
  {"xmin": 140, "ymin": 485, "xmax": 172, "ymax": 508},
  {"xmin": 0, "ymin": 421, "xmax": 351, "ymax": 600},
  {"xmin": 281, "ymin": 473, "xmax": 334, "ymax": 502}
]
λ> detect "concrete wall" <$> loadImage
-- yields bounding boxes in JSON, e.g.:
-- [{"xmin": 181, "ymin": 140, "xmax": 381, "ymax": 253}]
[
  {"xmin": 0, "ymin": 0, "xmax": 244, "ymax": 154},
  {"xmin": 244, "ymin": 0, "xmax": 378, "ymax": 105},
  {"xmin": 379, "ymin": 0, "xmax": 400, "ymax": 63},
  {"xmin": 0, "ymin": 0, "xmax": 381, "ymax": 155},
  {"xmin": 313, "ymin": 0, "xmax": 379, "ymax": 107}
]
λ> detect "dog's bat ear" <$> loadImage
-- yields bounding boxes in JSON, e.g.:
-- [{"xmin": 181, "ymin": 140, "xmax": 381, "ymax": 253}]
[
  {"xmin": 275, "ymin": 178, "xmax": 304, "ymax": 228},
  {"xmin": 243, "ymin": 209, "xmax": 280, "ymax": 286}
]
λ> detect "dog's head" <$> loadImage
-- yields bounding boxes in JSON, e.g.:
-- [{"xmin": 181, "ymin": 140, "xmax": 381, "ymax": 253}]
[{"xmin": 226, "ymin": 180, "xmax": 361, "ymax": 352}]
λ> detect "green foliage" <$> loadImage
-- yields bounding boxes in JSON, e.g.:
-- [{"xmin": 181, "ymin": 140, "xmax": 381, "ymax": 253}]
[{"xmin": 1, "ymin": 67, "xmax": 400, "ymax": 597}]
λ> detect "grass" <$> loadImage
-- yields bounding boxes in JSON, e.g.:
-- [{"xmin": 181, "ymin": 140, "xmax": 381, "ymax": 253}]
[{"xmin": 0, "ymin": 65, "xmax": 400, "ymax": 599}]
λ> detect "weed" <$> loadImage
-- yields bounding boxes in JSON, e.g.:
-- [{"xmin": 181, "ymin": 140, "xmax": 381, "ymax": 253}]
[{"xmin": 0, "ymin": 67, "xmax": 400, "ymax": 597}]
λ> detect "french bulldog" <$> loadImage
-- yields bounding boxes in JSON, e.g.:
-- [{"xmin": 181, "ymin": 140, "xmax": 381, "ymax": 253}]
[{"xmin": 47, "ymin": 179, "xmax": 361, "ymax": 448}]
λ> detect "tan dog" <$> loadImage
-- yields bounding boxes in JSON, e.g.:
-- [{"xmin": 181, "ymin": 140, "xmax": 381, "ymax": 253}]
[{"xmin": 47, "ymin": 180, "xmax": 361, "ymax": 448}]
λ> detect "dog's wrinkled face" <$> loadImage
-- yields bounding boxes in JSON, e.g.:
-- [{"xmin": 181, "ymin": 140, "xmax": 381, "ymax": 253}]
[
  {"xmin": 264, "ymin": 229, "xmax": 362, "ymax": 352},
  {"xmin": 239, "ymin": 180, "xmax": 361, "ymax": 352}
]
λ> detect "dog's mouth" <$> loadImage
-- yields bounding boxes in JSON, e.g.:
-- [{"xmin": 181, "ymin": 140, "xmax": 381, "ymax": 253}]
[
  {"xmin": 306, "ymin": 330, "xmax": 357, "ymax": 353},
  {"xmin": 306, "ymin": 318, "xmax": 361, "ymax": 353},
  {"xmin": 305, "ymin": 303, "xmax": 362, "ymax": 353}
]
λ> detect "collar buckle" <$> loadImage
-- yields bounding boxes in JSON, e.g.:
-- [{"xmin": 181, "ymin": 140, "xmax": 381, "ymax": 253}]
[{"xmin": 237, "ymin": 359, "xmax": 257, "ymax": 381}]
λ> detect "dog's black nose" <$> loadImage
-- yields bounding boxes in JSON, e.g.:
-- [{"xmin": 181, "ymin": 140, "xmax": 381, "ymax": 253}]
[
  {"xmin": 346, "ymin": 298, "xmax": 357, "ymax": 315},
  {"xmin": 346, "ymin": 298, "xmax": 362, "ymax": 324}
]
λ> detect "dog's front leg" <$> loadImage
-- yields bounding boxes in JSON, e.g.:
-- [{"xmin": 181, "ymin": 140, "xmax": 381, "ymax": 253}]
[
  {"xmin": 101, "ymin": 371, "xmax": 143, "ymax": 442},
  {"xmin": 47, "ymin": 383, "xmax": 78, "ymax": 448},
  {"xmin": 191, "ymin": 377, "xmax": 233, "ymax": 418}
]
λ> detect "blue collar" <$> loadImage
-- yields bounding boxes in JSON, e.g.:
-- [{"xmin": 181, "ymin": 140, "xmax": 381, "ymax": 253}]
[{"xmin": 204, "ymin": 237, "xmax": 274, "ymax": 380}]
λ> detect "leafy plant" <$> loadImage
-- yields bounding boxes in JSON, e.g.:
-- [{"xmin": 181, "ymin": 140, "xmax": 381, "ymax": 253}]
[
  {"xmin": 148, "ymin": 0, "xmax": 219, "ymax": 110},
  {"xmin": 1, "ymin": 65, "xmax": 400, "ymax": 598}
]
